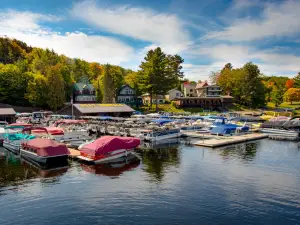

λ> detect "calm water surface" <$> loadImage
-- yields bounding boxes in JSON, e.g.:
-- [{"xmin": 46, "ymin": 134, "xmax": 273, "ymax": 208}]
[{"xmin": 1, "ymin": 139, "xmax": 300, "ymax": 225}]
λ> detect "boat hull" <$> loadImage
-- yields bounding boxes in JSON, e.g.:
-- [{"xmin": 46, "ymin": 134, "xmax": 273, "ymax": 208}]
[
  {"xmin": 260, "ymin": 128, "xmax": 299, "ymax": 137},
  {"xmin": 146, "ymin": 132, "xmax": 181, "ymax": 142},
  {"xmin": 3, "ymin": 141, "xmax": 20, "ymax": 154},
  {"xmin": 20, "ymin": 148, "xmax": 69, "ymax": 164},
  {"xmin": 78, "ymin": 149, "xmax": 133, "ymax": 164}
]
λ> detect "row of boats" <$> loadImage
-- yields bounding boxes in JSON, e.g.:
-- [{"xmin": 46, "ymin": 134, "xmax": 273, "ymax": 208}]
[{"xmin": 1, "ymin": 112, "xmax": 299, "ymax": 168}]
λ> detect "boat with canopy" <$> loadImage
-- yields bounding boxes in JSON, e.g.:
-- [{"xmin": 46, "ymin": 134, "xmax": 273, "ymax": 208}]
[
  {"xmin": 20, "ymin": 136, "xmax": 70, "ymax": 164},
  {"xmin": 78, "ymin": 136, "xmax": 140, "ymax": 164}
]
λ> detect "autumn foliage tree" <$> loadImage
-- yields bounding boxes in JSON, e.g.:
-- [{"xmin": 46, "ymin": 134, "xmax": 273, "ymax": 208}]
[
  {"xmin": 284, "ymin": 88, "xmax": 300, "ymax": 104},
  {"xmin": 286, "ymin": 79, "xmax": 294, "ymax": 89}
]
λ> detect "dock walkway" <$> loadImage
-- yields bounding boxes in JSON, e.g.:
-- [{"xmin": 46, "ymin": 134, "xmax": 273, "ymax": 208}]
[
  {"xmin": 68, "ymin": 148, "xmax": 80, "ymax": 159},
  {"xmin": 194, "ymin": 133, "xmax": 268, "ymax": 148}
]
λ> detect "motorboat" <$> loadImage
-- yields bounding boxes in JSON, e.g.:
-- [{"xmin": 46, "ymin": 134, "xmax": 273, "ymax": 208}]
[
  {"xmin": 3, "ymin": 126, "xmax": 36, "ymax": 154},
  {"xmin": 77, "ymin": 136, "xmax": 140, "ymax": 164},
  {"xmin": 20, "ymin": 138, "xmax": 70, "ymax": 165},
  {"xmin": 80, "ymin": 153, "xmax": 140, "ymax": 176},
  {"xmin": 49, "ymin": 119, "xmax": 93, "ymax": 145},
  {"xmin": 142, "ymin": 128, "xmax": 181, "ymax": 142},
  {"xmin": 210, "ymin": 124, "xmax": 249, "ymax": 136},
  {"xmin": 180, "ymin": 125, "xmax": 206, "ymax": 135}
]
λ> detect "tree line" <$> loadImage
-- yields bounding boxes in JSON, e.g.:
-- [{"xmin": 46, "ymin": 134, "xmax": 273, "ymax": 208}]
[
  {"xmin": 0, "ymin": 37, "xmax": 184, "ymax": 111},
  {"xmin": 207, "ymin": 62, "xmax": 300, "ymax": 108}
]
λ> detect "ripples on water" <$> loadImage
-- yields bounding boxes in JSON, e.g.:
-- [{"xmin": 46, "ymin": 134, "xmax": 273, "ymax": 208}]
[{"xmin": 1, "ymin": 139, "xmax": 300, "ymax": 225}]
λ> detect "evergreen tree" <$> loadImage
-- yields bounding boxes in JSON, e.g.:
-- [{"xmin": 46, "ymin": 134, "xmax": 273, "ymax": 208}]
[
  {"xmin": 138, "ymin": 47, "xmax": 184, "ymax": 111},
  {"xmin": 293, "ymin": 72, "xmax": 300, "ymax": 88}
]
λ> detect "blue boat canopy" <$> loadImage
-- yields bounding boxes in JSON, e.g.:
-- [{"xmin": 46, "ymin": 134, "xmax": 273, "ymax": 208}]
[{"xmin": 151, "ymin": 119, "xmax": 174, "ymax": 125}]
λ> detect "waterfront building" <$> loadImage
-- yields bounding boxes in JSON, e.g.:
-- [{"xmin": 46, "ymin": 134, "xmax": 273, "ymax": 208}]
[
  {"xmin": 195, "ymin": 81, "xmax": 222, "ymax": 97},
  {"xmin": 73, "ymin": 81, "xmax": 96, "ymax": 104},
  {"xmin": 0, "ymin": 108, "xmax": 16, "ymax": 123},
  {"xmin": 141, "ymin": 94, "xmax": 166, "ymax": 105},
  {"xmin": 117, "ymin": 85, "xmax": 142, "ymax": 107},
  {"xmin": 166, "ymin": 89, "xmax": 183, "ymax": 101},
  {"xmin": 174, "ymin": 96, "xmax": 233, "ymax": 110},
  {"xmin": 181, "ymin": 82, "xmax": 197, "ymax": 97},
  {"xmin": 72, "ymin": 104, "xmax": 135, "ymax": 117}
]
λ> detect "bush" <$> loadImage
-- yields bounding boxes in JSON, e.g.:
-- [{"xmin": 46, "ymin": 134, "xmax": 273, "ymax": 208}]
[{"xmin": 171, "ymin": 101, "xmax": 177, "ymax": 108}]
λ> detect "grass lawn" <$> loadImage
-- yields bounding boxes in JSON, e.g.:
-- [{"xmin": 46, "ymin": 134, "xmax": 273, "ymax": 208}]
[
  {"xmin": 138, "ymin": 104, "xmax": 218, "ymax": 115},
  {"xmin": 267, "ymin": 102, "xmax": 300, "ymax": 109}
]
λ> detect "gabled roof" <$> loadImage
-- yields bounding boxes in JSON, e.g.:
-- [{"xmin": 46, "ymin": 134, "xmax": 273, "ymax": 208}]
[
  {"xmin": 74, "ymin": 82, "xmax": 95, "ymax": 91},
  {"xmin": 183, "ymin": 82, "xmax": 196, "ymax": 87},
  {"xmin": 196, "ymin": 81, "xmax": 209, "ymax": 89},
  {"xmin": 74, "ymin": 104, "xmax": 135, "ymax": 113},
  {"xmin": 167, "ymin": 89, "xmax": 182, "ymax": 94}
]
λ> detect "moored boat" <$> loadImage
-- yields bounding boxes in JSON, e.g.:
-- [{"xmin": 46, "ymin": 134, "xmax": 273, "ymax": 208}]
[
  {"xmin": 143, "ymin": 128, "xmax": 181, "ymax": 142},
  {"xmin": 77, "ymin": 136, "xmax": 140, "ymax": 164},
  {"xmin": 3, "ymin": 126, "xmax": 36, "ymax": 154},
  {"xmin": 20, "ymin": 138, "xmax": 70, "ymax": 164}
]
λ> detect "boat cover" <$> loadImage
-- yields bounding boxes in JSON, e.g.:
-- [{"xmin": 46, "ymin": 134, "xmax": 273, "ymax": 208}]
[
  {"xmin": 151, "ymin": 119, "xmax": 174, "ymax": 125},
  {"xmin": 9, "ymin": 123, "xmax": 33, "ymax": 127},
  {"xmin": 32, "ymin": 127, "xmax": 64, "ymax": 135},
  {"xmin": 22, "ymin": 138, "xmax": 70, "ymax": 157},
  {"xmin": 81, "ymin": 136, "xmax": 140, "ymax": 157}
]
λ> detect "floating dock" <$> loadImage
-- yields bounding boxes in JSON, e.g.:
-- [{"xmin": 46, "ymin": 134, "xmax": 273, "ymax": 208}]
[{"xmin": 194, "ymin": 133, "xmax": 268, "ymax": 148}]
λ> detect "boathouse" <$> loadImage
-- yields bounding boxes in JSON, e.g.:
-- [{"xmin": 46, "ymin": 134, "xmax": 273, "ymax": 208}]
[
  {"xmin": 72, "ymin": 104, "xmax": 135, "ymax": 117},
  {"xmin": 0, "ymin": 108, "xmax": 16, "ymax": 123},
  {"xmin": 174, "ymin": 96, "xmax": 233, "ymax": 110}
]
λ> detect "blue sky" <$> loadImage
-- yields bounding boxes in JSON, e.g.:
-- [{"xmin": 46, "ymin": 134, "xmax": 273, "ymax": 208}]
[{"xmin": 0, "ymin": 0, "xmax": 299, "ymax": 80}]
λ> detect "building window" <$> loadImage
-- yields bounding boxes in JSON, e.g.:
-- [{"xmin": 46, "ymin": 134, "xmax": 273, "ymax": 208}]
[
  {"xmin": 159, "ymin": 99, "xmax": 163, "ymax": 103},
  {"xmin": 190, "ymin": 89, "xmax": 193, "ymax": 92}
]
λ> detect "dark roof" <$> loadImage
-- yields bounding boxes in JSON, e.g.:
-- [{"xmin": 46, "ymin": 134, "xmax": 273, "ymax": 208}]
[
  {"xmin": 74, "ymin": 104, "xmax": 135, "ymax": 114},
  {"xmin": 0, "ymin": 108, "xmax": 16, "ymax": 115},
  {"xmin": 74, "ymin": 82, "xmax": 95, "ymax": 91}
]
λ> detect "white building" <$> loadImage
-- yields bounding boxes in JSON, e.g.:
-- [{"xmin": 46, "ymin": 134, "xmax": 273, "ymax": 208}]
[{"xmin": 166, "ymin": 89, "xmax": 183, "ymax": 101}]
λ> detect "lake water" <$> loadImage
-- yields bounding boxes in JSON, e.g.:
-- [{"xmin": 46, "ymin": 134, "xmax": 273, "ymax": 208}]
[{"xmin": 1, "ymin": 139, "xmax": 300, "ymax": 225}]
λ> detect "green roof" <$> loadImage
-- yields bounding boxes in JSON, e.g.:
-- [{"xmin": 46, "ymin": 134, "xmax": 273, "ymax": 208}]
[{"xmin": 74, "ymin": 82, "xmax": 95, "ymax": 91}]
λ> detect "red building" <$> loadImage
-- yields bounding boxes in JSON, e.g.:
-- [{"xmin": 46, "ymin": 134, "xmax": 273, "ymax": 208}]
[{"xmin": 174, "ymin": 96, "xmax": 233, "ymax": 110}]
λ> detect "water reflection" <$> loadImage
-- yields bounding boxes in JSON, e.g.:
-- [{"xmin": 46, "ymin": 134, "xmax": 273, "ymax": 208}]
[
  {"xmin": 0, "ymin": 147, "xmax": 69, "ymax": 188},
  {"xmin": 0, "ymin": 148, "xmax": 39, "ymax": 188},
  {"xmin": 137, "ymin": 139, "xmax": 181, "ymax": 182},
  {"xmin": 81, "ymin": 153, "xmax": 140, "ymax": 177},
  {"xmin": 215, "ymin": 142, "xmax": 258, "ymax": 162}
]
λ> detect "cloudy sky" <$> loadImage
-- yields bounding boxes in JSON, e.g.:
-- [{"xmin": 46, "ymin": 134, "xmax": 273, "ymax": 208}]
[{"xmin": 0, "ymin": 0, "xmax": 299, "ymax": 80}]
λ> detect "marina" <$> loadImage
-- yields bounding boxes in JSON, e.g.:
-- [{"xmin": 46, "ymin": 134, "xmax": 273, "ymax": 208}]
[{"xmin": 1, "ymin": 138, "xmax": 300, "ymax": 225}]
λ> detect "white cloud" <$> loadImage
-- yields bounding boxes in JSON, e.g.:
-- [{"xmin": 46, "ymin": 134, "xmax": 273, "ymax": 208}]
[
  {"xmin": 206, "ymin": 0, "xmax": 300, "ymax": 41},
  {"xmin": 230, "ymin": 0, "xmax": 260, "ymax": 11},
  {"xmin": 71, "ymin": 0, "xmax": 191, "ymax": 53},
  {"xmin": 182, "ymin": 44, "xmax": 300, "ymax": 81},
  {"xmin": 0, "ymin": 10, "xmax": 134, "ymax": 65}
]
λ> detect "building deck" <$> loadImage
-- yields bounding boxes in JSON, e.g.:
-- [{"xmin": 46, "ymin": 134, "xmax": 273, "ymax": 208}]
[{"xmin": 194, "ymin": 133, "xmax": 268, "ymax": 148}]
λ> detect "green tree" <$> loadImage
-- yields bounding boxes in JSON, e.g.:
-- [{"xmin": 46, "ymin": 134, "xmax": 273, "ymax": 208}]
[
  {"xmin": 25, "ymin": 73, "xmax": 48, "ymax": 107},
  {"xmin": 125, "ymin": 71, "xmax": 141, "ymax": 107},
  {"xmin": 138, "ymin": 47, "xmax": 184, "ymax": 111},
  {"xmin": 100, "ymin": 64, "xmax": 123, "ymax": 103},
  {"xmin": 270, "ymin": 86, "xmax": 282, "ymax": 107},
  {"xmin": 45, "ymin": 65, "xmax": 66, "ymax": 110}
]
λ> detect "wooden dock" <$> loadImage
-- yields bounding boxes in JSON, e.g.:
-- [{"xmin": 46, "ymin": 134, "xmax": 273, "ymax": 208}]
[
  {"xmin": 68, "ymin": 148, "xmax": 80, "ymax": 159},
  {"xmin": 194, "ymin": 133, "xmax": 268, "ymax": 148}
]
